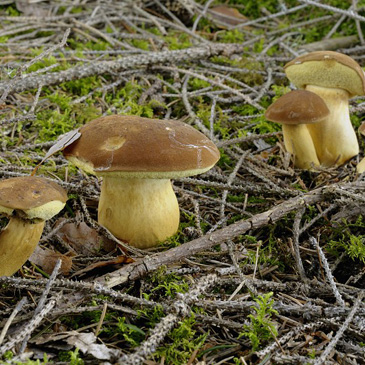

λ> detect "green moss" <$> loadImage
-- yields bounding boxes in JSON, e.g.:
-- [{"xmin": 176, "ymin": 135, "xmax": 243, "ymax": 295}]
[
  {"xmin": 104, "ymin": 81, "xmax": 157, "ymax": 117},
  {"xmin": 5, "ymin": 5, "xmax": 20, "ymax": 16},
  {"xmin": 116, "ymin": 317, "xmax": 146, "ymax": 347},
  {"xmin": 149, "ymin": 266, "xmax": 189, "ymax": 298},
  {"xmin": 238, "ymin": 292, "xmax": 278, "ymax": 351},
  {"xmin": 164, "ymin": 32, "xmax": 192, "ymax": 50},
  {"xmin": 327, "ymin": 216, "xmax": 365, "ymax": 264},
  {"xmin": 218, "ymin": 29, "xmax": 246, "ymax": 43},
  {"xmin": 58, "ymin": 349, "xmax": 84, "ymax": 364},
  {"xmin": 130, "ymin": 39, "xmax": 150, "ymax": 51},
  {"xmin": 153, "ymin": 315, "xmax": 207, "ymax": 365},
  {"xmin": 31, "ymin": 92, "xmax": 99, "ymax": 143},
  {"xmin": 60, "ymin": 76, "xmax": 102, "ymax": 96},
  {"xmin": 67, "ymin": 38, "xmax": 110, "ymax": 51}
]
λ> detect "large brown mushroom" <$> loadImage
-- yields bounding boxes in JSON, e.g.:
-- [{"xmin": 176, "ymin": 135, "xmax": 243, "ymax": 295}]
[
  {"xmin": 265, "ymin": 90, "xmax": 329, "ymax": 169},
  {"xmin": 63, "ymin": 115, "xmax": 220, "ymax": 249},
  {"xmin": 284, "ymin": 51, "xmax": 365, "ymax": 166},
  {"xmin": 0, "ymin": 176, "xmax": 67, "ymax": 276}
]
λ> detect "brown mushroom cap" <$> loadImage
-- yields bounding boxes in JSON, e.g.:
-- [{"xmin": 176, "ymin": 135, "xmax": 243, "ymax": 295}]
[
  {"xmin": 63, "ymin": 115, "xmax": 220, "ymax": 179},
  {"xmin": 284, "ymin": 51, "xmax": 365, "ymax": 97},
  {"xmin": 0, "ymin": 176, "xmax": 68, "ymax": 220},
  {"xmin": 265, "ymin": 90, "xmax": 330, "ymax": 125}
]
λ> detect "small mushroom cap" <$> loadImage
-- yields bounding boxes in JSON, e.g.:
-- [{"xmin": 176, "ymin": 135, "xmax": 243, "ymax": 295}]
[
  {"xmin": 265, "ymin": 90, "xmax": 330, "ymax": 125},
  {"xmin": 0, "ymin": 176, "xmax": 67, "ymax": 220},
  {"xmin": 284, "ymin": 51, "xmax": 365, "ymax": 97},
  {"xmin": 63, "ymin": 115, "xmax": 220, "ymax": 179}
]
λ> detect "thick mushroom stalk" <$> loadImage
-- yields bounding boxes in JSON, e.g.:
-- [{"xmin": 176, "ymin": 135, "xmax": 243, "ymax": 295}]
[
  {"xmin": 98, "ymin": 177, "xmax": 179, "ymax": 248},
  {"xmin": 282, "ymin": 124, "xmax": 320, "ymax": 169},
  {"xmin": 306, "ymin": 85, "xmax": 359, "ymax": 166},
  {"xmin": 0, "ymin": 217, "xmax": 44, "ymax": 276}
]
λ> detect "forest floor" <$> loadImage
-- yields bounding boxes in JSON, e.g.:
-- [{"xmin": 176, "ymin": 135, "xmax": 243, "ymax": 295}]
[{"xmin": 1, "ymin": 0, "xmax": 365, "ymax": 364}]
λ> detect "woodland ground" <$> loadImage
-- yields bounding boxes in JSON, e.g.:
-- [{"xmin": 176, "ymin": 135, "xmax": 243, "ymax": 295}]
[{"xmin": 0, "ymin": 0, "xmax": 365, "ymax": 364}]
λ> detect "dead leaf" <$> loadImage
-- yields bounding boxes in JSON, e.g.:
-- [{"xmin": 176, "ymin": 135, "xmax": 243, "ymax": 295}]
[
  {"xmin": 29, "ymin": 246, "xmax": 72, "ymax": 275},
  {"xmin": 32, "ymin": 129, "xmax": 81, "ymax": 175},
  {"xmin": 57, "ymin": 220, "xmax": 116, "ymax": 255},
  {"xmin": 33, "ymin": 331, "xmax": 78, "ymax": 345},
  {"xmin": 209, "ymin": 5, "xmax": 249, "ymax": 28},
  {"xmin": 34, "ymin": 331, "xmax": 119, "ymax": 360},
  {"xmin": 66, "ymin": 332, "xmax": 118, "ymax": 360},
  {"xmin": 72, "ymin": 255, "xmax": 134, "ymax": 277}
]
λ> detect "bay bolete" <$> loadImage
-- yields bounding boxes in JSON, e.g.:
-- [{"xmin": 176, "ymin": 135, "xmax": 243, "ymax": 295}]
[
  {"xmin": 265, "ymin": 90, "xmax": 329, "ymax": 169},
  {"xmin": 284, "ymin": 51, "xmax": 365, "ymax": 166},
  {"xmin": 0, "ymin": 176, "xmax": 67, "ymax": 276},
  {"xmin": 63, "ymin": 115, "xmax": 220, "ymax": 249}
]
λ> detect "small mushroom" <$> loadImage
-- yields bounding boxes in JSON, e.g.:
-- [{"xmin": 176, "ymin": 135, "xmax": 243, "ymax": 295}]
[
  {"xmin": 284, "ymin": 51, "xmax": 365, "ymax": 167},
  {"xmin": 265, "ymin": 90, "xmax": 329, "ymax": 169},
  {"xmin": 0, "ymin": 176, "xmax": 67, "ymax": 276},
  {"xmin": 63, "ymin": 115, "xmax": 220, "ymax": 248}
]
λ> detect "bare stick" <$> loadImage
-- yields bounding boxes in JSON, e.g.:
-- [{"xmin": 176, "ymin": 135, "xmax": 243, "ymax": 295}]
[
  {"xmin": 314, "ymin": 291, "xmax": 364, "ymax": 365},
  {"xmin": 119, "ymin": 274, "xmax": 218, "ymax": 364},
  {"xmin": 292, "ymin": 208, "xmax": 307, "ymax": 281},
  {"xmin": 309, "ymin": 236, "xmax": 345, "ymax": 307},
  {"xmin": 0, "ymin": 295, "xmax": 59, "ymax": 355},
  {"xmin": 96, "ymin": 182, "xmax": 365, "ymax": 288},
  {"xmin": 0, "ymin": 44, "xmax": 243, "ymax": 95},
  {"xmin": 298, "ymin": 0, "xmax": 365, "ymax": 22},
  {"xmin": 19, "ymin": 260, "xmax": 62, "ymax": 353},
  {"xmin": 0, "ymin": 28, "xmax": 70, "ymax": 103},
  {"xmin": 0, "ymin": 297, "xmax": 28, "ymax": 346}
]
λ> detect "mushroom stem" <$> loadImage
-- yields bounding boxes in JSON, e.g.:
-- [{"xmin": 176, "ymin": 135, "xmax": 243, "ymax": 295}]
[
  {"xmin": 0, "ymin": 217, "xmax": 44, "ymax": 276},
  {"xmin": 306, "ymin": 85, "xmax": 359, "ymax": 166},
  {"xmin": 98, "ymin": 177, "xmax": 180, "ymax": 248},
  {"xmin": 356, "ymin": 157, "xmax": 365, "ymax": 174},
  {"xmin": 282, "ymin": 124, "xmax": 320, "ymax": 169}
]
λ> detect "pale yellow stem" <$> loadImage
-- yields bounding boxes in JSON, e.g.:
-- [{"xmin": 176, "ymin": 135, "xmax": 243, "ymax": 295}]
[
  {"xmin": 282, "ymin": 124, "xmax": 320, "ymax": 170},
  {"xmin": 306, "ymin": 85, "xmax": 359, "ymax": 167},
  {"xmin": 356, "ymin": 157, "xmax": 365, "ymax": 174},
  {"xmin": 0, "ymin": 217, "xmax": 44, "ymax": 276},
  {"xmin": 98, "ymin": 177, "xmax": 180, "ymax": 249}
]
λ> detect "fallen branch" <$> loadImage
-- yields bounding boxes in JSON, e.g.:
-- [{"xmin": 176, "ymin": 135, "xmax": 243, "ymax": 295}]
[
  {"xmin": 95, "ymin": 181, "xmax": 365, "ymax": 288},
  {"xmin": 0, "ymin": 43, "xmax": 244, "ymax": 94}
]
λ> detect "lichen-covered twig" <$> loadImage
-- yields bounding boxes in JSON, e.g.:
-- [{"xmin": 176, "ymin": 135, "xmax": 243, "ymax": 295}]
[
  {"xmin": 119, "ymin": 274, "xmax": 218, "ymax": 364},
  {"xmin": 314, "ymin": 291, "xmax": 364, "ymax": 365},
  {"xmin": 310, "ymin": 236, "xmax": 346, "ymax": 307},
  {"xmin": 96, "ymin": 182, "xmax": 365, "ymax": 288},
  {"xmin": 0, "ymin": 44, "xmax": 243, "ymax": 95},
  {"xmin": 19, "ymin": 260, "xmax": 62, "ymax": 353}
]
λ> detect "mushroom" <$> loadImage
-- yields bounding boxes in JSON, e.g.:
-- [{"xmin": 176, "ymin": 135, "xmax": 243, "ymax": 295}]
[
  {"xmin": 0, "ymin": 176, "xmax": 67, "ymax": 276},
  {"xmin": 265, "ymin": 90, "xmax": 329, "ymax": 169},
  {"xmin": 284, "ymin": 51, "xmax": 365, "ymax": 167},
  {"xmin": 63, "ymin": 115, "xmax": 220, "ymax": 248}
]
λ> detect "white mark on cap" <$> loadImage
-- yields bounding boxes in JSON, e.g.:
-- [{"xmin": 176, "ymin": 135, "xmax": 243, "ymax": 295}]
[{"xmin": 101, "ymin": 136, "xmax": 126, "ymax": 151}]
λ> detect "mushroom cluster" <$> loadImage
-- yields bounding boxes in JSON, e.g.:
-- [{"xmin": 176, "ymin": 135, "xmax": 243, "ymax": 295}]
[
  {"xmin": 267, "ymin": 51, "xmax": 365, "ymax": 169},
  {"xmin": 0, "ymin": 114, "xmax": 219, "ymax": 275},
  {"xmin": 63, "ymin": 115, "xmax": 220, "ymax": 249}
]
